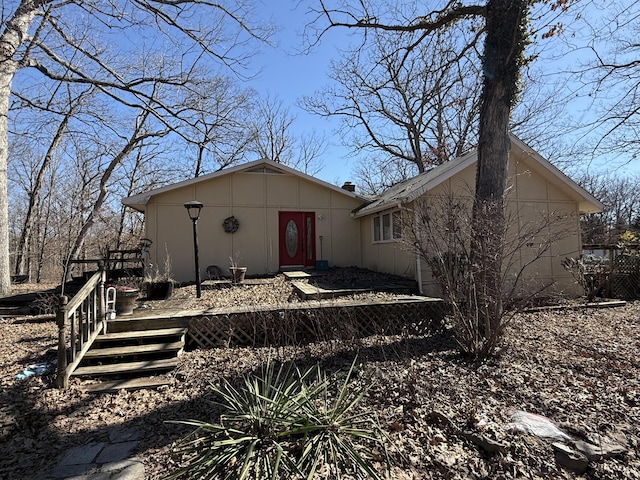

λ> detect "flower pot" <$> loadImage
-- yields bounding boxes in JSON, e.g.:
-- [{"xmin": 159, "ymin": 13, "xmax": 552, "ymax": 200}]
[
  {"xmin": 115, "ymin": 288, "xmax": 139, "ymax": 315},
  {"xmin": 145, "ymin": 281, "xmax": 174, "ymax": 300},
  {"xmin": 229, "ymin": 267, "xmax": 247, "ymax": 284}
]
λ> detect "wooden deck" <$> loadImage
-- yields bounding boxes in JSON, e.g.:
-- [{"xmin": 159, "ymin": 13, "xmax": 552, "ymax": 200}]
[{"xmin": 54, "ymin": 269, "xmax": 444, "ymax": 392}]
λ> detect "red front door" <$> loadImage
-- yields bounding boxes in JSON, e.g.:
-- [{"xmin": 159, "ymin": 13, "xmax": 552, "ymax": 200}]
[{"xmin": 279, "ymin": 212, "xmax": 316, "ymax": 268}]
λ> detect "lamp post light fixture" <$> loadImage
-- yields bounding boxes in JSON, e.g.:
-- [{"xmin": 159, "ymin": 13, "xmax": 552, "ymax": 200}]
[{"xmin": 184, "ymin": 201, "xmax": 203, "ymax": 298}]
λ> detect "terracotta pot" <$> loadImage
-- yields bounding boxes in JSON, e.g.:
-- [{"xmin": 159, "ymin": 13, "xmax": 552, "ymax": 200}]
[{"xmin": 115, "ymin": 288, "xmax": 139, "ymax": 315}]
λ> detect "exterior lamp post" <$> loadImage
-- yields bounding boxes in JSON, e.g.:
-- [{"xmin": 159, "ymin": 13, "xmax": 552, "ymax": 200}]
[{"xmin": 184, "ymin": 201, "xmax": 203, "ymax": 298}]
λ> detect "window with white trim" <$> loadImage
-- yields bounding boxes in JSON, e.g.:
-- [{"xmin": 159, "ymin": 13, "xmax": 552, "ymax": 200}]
[{"xmin": 372, "ymin": 209, "xmax": 402, "ymax": 243}]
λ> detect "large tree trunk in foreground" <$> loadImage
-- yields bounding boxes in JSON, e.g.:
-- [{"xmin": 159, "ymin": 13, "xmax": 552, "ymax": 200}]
[
  {"xmin": 0, "ymin": 79, "xmax": 11, "ymax": 295},
  {"xmin": 0, "ymin": 0, "xmax": 41, "ymax": 294},
  {"xmin": 470, "ymin": 0, "xmax": 528, "ymax": 355}
]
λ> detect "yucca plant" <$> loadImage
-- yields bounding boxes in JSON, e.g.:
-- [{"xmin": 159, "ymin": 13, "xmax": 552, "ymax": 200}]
[
  {"xmin": 292, "ymin": 361, "xmax": 390, "ymax": 479},
  {"xmin": 167, "ymin": 358, "xmax": 390, "ymax": 480}
]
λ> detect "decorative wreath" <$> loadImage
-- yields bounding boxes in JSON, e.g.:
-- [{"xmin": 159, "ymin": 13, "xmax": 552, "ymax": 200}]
[{"xmin": 222, "ymin": 215, "xmax": 240, "ymax": 233}]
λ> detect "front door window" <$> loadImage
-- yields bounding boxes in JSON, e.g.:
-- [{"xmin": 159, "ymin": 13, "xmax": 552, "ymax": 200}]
[{"xmin": 286, "ymin": 220, "xmax": 298, "ymax": 258}]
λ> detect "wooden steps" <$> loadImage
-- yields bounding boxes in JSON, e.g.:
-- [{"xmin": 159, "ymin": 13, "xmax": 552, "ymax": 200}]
[
  {"xmin": 83, "ymin": 341, "xmax": 185, "ymax": 358},
  {"xmin": 71, "ymin": 319, "xmax": 188, "ymax": 391},
  {"xmin": 97, "ymin": 327, "xmax": 187, "ymax": 341},
  {"xmin": 72, "ymin": 358, "xmax": 179, "ymax": 376},
  {"xmin": 82, "ymin": 377, "xmax": 172, "ymax": 393}
]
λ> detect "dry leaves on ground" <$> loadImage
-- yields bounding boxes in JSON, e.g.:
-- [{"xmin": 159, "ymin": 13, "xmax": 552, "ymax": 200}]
[{"xmin": 0, "ymin": 276, "xmax": 639, "ymax": 479}]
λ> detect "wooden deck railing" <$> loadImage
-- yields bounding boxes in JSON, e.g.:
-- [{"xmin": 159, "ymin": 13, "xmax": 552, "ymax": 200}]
[{"xmin": 56, "ymin": 266, "xmax": 106, "ymax": 389}]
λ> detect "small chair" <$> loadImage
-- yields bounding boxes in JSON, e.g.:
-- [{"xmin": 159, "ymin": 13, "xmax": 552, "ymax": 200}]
[{"xmin": 105, "ymin": 286, "xmax": 117, "ymax": 320}]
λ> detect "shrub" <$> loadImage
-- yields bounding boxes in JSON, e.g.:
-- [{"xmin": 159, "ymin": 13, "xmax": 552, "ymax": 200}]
[
  {"xmin": 403, "ymin": 191, "xmax": 575, "ymax": 358},
  {"xmin": 562, "ymin": 255, "xmax": 610, "ymax": 301},
  {"xmin": 167, "ymin": 358, "xmax": 389, "ymax": 480}
]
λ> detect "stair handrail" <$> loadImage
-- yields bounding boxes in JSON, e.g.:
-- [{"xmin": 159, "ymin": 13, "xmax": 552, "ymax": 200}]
[{"xmin": 56, "ymin": 262, "xmax": 106, "ymax": 389}]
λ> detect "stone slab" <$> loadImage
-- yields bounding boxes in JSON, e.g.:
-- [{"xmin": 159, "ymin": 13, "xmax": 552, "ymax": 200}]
[
  {"xmin": 95, "ymin": 441, "xmax": 138, "ymax": 464},
  {"xmin": 58, "ymin": 442, "xmax": 105, "ymax": 465},
  {"xmin": 50, "ymin": 462, "xmax": 97, "ymax": 478}
]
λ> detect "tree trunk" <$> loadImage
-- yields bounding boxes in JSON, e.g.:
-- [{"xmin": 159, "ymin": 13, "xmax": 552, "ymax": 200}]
[
  {"xmin": 0, "ymin": 82, "xmax": 11, "ymax": 293},
  {"xmin": 116, "ymin": 147, "xmax": 146, "ymax": 248},
  {"xmin": 0, "ymin": 0, "xmax": 40, "ymax": 294},
  {"xmin": 471, "ymin": 0, "xmax": 528, "ymax": 351},
  {"xmin": 14, "ymin": 111, "xmax": 72, "ymax": 277}
]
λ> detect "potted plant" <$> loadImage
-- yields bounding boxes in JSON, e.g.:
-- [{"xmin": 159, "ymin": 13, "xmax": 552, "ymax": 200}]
[
  {"xmin": 144, "ymin": 247, "xmax": 175, "ymax": 300},
  {"xmin": 114, "ymin": 285, "xmax": 140, "ymax": 315},
  {"xmin": 229, "ymin": 253, "xmax": 247, "ymax": 285},
  {"xmin": 108, "ymin": 277, "xmax": 141, "ymax": 315}
]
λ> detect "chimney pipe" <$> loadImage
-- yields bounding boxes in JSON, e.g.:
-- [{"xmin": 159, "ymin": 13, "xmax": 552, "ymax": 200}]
[{"xmin": 341, "ymin": 182, "xmax": 355, "ymax": 192}]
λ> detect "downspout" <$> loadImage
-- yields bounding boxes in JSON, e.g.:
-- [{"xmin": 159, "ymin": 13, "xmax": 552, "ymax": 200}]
[
  {"xmin": 414, "ymin": 207, "xmax": 423, "ymax": 294},
  {"xmin": 415, "ymin": 250, "xmax": 423, "ymax": 294}
]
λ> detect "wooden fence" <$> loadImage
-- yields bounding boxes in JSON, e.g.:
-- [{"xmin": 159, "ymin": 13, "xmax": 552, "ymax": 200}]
[
  {"xmin": 187, "ymin": 296, "xmax": 446, "ymax": 349},
  {"xmin": 583, "ymin": 245, "xmax": 640, "ymax": 299}
]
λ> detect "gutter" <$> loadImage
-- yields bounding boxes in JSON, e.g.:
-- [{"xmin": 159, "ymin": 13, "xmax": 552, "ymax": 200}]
[{"xmin": 352, "ymin": 201, "xmax": 404, "ymax": 218}]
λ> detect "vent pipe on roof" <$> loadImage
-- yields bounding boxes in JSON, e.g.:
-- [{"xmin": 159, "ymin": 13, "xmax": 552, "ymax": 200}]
[{"xmin": 341, "ymin": 182, "xmax": 355, "ymax": 192}]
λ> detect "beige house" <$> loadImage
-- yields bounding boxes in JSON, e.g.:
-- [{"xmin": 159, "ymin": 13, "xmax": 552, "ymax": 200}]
[
  {"xmin": 122, "ymin": 134, "xmax": 602, "ymax": 296},
  {"xmin": 122, "ymin": 161, "xmax": 368, "ymax": 282},
  {"xmin": 352, "ymin": 134, "xmax": 603, "ymax": 295}
]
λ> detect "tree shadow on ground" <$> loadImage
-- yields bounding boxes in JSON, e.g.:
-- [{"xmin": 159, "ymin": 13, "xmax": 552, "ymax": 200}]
[{"xmin": 1, "ymin": 326, "xmax": 462, "ymax": 479}]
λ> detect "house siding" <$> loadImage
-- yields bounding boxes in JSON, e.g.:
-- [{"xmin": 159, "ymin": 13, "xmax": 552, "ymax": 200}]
[
  {"xmin": 359, "ymin": 153, "xmax": 585, "ymax": 297},
  {"xmin": 143, "ymin": 169, "xmax": 362, "ymax": 282},
  {"xmin": 126, "ymin": 138, "xmax": 597, "ymax": 298},
  {"xmin": 360, "ymin": 214, "xmax": 416, "ymax": 278}
]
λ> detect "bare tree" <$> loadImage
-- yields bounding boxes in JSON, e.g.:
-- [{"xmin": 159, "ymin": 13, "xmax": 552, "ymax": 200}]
[
  {"xmin": 9, "ymin": 78, "xmax": 170, "ymax": 280},
  {"xmin": 312, "ymin": 0, "xmax": 575, "ymax": 356},
  {"xmin": 64, "ymin": 108, "xmax": 168, "ymax": 279},
  {"xmin": 112, "ymin": 141, "xmax": 169, "ymax": 250},
  {"xmin": 248, "ymin": 95, "xmax": 326, "ymax": 175},
  {"xmin": 0, "ymin": 0, "xmax": 273, "ymax": 294},
  {"xmin": 403, "ymin": 189, "xmax": 576, "ymax": 356},
  {"xmin": 304, "ymin": 23, "xmax": 482, "ymax": 193},
  {"xmin": 577, "ymin": 1, "xmax": 640, "ymax": 163},
  {"xmin": 179, "ymin": 75, "xmax": 256, "ymax": 177},
  {"xmin": 11, "ymin": 84, "xmax": 96, "ymax": 278},
  {"xmin": 578, "ymin": 172, "xmax": 640, "ymax": 244}
]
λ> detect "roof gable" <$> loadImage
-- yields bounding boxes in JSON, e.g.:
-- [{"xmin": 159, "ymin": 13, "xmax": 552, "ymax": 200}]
[
  {"xmin": 353, "ymin": 133, "xmax": 603, "ymax": 218},
  {"xmin": 122, "ymin": 159, "xmax": 367, "ymax": 211}
]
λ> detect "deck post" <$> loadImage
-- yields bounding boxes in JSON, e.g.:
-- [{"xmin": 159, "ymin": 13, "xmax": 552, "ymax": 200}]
[
  {"xmin": 98, "ymin": 260, "xmax": 106, "ymax": 332},
  {"xmin": 56, "ymin": 295, "xmax": 69, "ymax": 389}
]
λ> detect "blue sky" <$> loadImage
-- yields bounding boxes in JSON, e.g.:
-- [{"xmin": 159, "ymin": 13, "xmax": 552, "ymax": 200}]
[
  {"xmin": 240, "ymin": 1, "xmax": 638, "ymax": 184},
  {"xmin": 246, "ymin": 2, "xmax": 359, "ymax": 185}
]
